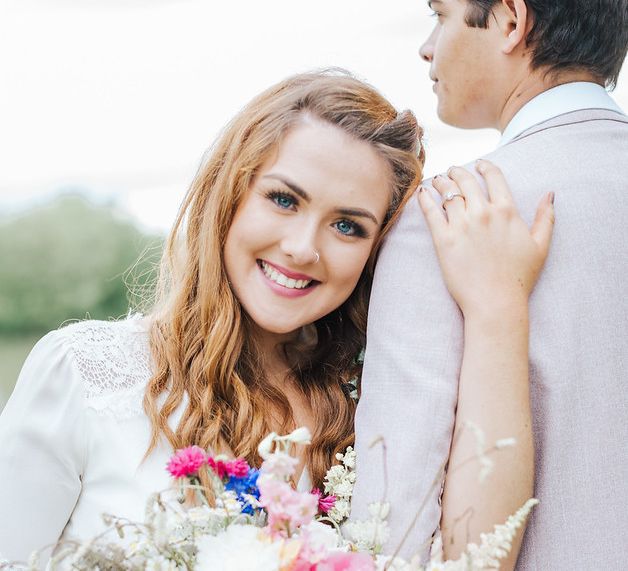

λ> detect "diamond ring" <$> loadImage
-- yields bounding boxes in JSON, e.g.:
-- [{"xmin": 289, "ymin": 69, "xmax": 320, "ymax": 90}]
[{"xmin": 442, "ymin": 191, "xmax": 465, "ymax": 210}]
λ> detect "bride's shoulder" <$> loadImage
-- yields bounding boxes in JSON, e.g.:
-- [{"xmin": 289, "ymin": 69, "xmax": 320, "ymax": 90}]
[
  {"xmin": 44, "ymin": 315, "xmax": 154, "ymax": 414},
  {"xmin": 53, "ymin": 314, "xmax": 151, "ymax": 361}
]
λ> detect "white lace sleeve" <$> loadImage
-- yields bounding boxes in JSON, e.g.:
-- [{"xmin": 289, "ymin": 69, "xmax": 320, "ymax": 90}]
[
  {"xmin": 0, "ymin": 328, "xmax": 87, "ymax": 564},
  {"xmin": 63, "ymin": 316, "xmax": 153, "ymax": 419}
]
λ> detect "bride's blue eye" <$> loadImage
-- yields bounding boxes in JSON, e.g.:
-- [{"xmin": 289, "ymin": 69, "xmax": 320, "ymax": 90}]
[
  {"xmin": 334, "ymin": 219, "xmax": 366, "ymax": 238},
  {"xmin": 266, "ymin": 190, "xmax": 297, "ymax": 210}
]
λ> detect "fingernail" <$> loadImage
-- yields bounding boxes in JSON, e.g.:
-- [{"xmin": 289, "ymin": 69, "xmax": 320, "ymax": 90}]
[
  {"xmin": 549, "ymin": 192, "xmax": 555, "ymax": 205},
  {"xmin": 476, "ymin": 160, "xmax": 486, "ymax": 173}
]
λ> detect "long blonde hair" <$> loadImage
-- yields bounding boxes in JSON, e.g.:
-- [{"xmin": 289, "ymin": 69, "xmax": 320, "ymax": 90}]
[{"xmin": 144, "ymin": 70, "xmax": 424, "ymax": 490}]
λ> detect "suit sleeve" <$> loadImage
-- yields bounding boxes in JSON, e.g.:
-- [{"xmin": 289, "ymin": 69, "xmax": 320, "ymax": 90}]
[
  {"xmin": 0, "ymin": 330, "xmax": 86, "ymax": 565},
  {"xmin": 350, "ymin": 190, "xmax": 463, "ymax": 561}
]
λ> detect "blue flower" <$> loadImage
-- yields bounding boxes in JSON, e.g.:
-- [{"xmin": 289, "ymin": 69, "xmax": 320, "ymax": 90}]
[{"xmin": 225, "ymin": 468, "xmax": 261, "ymax": 515}]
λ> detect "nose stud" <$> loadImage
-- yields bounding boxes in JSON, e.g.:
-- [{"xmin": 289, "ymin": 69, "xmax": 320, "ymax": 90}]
[{"xmin": 313, "ymin": 250, "xmax": 320, "ymax": 264}]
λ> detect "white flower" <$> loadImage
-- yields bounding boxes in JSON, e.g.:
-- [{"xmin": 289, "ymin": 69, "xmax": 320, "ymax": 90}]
[
  {"xmin": 321, "ymin": 446, "xmax": 358, "ymax": 524},
  {"xmin": 367, "ymin": 502, "xmax": 390, "ymax": 520},
  {"xmin": 261, "ymin": 450, "xmax": 299, "ymax": 479},
  {"xmin": 258, "ymin": 432, "xmax": 278, "ymax": 459},
  {"xmin": 463, "ymin": 498, "xmax": 539, "ymax": 569},
  {"xmin": 336, "ymin": 446, "xmax": 356, "ymax": 469},
  {"xmin": 344, "ymin": 516, "xmax": 390, "ymax": 554},
  {"xmin": 329, "ymin": 498, "xmax": 351, "ymax": 522},
  {"xmin": 217, "ymin": 490, "xmax": 248, "ymax": 514},
  {"xmin": 343, "ymin": 501, "xmax": 392, "ymax": 555},
  {"xmin": 495, "ymin": 437, "xmax": 517, "ymax": 449},
  {"xmin": 283, "ymin": 426, "xmax": 312, "ymax": 445},
  {"xmin": 196, "ymin": 525, "xmax": 282, "ymax": 571},
  {"xmin": 152, "ymin": 510, "xmax": 171, "ymax": 547},
  {"xmin": 331, "ymin": 480, "xmax": 354, "ymax": 498},
  {"xmin": 464, "ymin": 421, "xmax": 493, "ymax": 482},
  {"xmin": 145, "ymin": 555, "xmax": 180, "ymax": 571},
  {"xmin": 299, "ymin": 520, "xmax": 341, "ymax": 562},
  {"xmin": 422, "ymin": 498, "xmax": 539, "ymax": 570},
  {"xmin": 324, "ymin": 465, "xmax": 347, "ymax": 487},
  {"xmin": 375, "ymin": 554, "xmax": 422, "ymax": 571}
]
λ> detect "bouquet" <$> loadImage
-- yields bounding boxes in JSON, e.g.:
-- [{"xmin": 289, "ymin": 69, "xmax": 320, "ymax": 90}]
[{"xmin": 2, "ymin": 428, "xmax": 536, "ymax": 571}]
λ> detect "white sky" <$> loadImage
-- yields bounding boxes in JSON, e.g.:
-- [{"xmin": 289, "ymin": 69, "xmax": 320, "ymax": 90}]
[{"xmin": 1, "ymin": 0, "xmax": 627, "ymax": 232}]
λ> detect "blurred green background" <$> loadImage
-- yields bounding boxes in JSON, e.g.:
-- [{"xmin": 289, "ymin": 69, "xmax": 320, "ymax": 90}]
[{"xmin": 0, "ymin": 195, "xmax": 163, "ymax": 410}]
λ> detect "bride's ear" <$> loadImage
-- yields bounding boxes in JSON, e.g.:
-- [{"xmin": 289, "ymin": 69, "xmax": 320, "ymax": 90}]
[{"xmin": 500, "ymin": 0, "xmax": 530, "ymax": 55}]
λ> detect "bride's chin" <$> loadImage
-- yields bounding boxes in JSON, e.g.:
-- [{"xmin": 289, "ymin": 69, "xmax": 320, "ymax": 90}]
[{"xmin": 246, "ymin": 313, "xmax": 304, "ymax": 338}]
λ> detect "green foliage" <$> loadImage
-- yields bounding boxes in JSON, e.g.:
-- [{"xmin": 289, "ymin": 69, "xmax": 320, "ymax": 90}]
[{"xmin": 0, "ymin": 194, "xmax": 163, "ymax": 336}]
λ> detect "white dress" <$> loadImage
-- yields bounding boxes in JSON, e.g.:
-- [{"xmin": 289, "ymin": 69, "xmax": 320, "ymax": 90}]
[{"xmin": 0, "ymin": 316, "xmax": 311, "ymax": 566}]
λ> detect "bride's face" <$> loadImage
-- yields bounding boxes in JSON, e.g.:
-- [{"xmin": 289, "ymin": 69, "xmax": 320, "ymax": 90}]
[{"xmin": 223, "ymin": 118, "xmax": 390, "ymax": 337}]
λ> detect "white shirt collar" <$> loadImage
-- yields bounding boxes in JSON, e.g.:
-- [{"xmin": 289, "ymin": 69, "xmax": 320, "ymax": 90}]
[{"xmin": 499, "ymin": 82, "xmax": 624, "ymax": 146}]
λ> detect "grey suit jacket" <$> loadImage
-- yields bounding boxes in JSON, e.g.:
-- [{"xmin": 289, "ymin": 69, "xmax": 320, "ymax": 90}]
[{"xmin": 351, "ymin": 109, "xmax": 628, "ymax": 569}]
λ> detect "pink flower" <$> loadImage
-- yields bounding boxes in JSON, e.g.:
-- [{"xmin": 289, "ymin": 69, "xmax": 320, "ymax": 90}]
[
  {"xmin": 225, "ymin": 458, "xmax": 250, "ymax": 478},
  {"xmin": 207, "ymin": 457, "xmax": 228, "ymax": 479},
  {"xmin": 311, "ymin": 488, "xmax": 337, "ymax": 514},
  {"xmin": 259, "ymin": 478, "xmax": 318, "ymax": 537},
  {"xmin": 258, "ymin": 478, "xmax": 295, "ymax": 518},
  {"xmin": 312, "ymin": 552, "xmax": 376, "ymax": 571},
  {"xmin": 261, "ymin": 451, "xmax": 299, "ymax": 479},
  {"xmin": 294, "ymin": 521, "xmax": 340, "ymax": 565},
  {"xmin": 166, "ymin": 445, "xmax": 207, "ymax": 479}
]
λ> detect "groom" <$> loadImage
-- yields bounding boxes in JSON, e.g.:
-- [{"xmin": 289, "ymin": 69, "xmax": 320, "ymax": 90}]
[{"xmin": 351, "ymin": 0, "xmax": 628, "ymax": 568}]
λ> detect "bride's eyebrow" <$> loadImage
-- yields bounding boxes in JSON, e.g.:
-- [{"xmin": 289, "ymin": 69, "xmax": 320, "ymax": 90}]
[
  {"xmin": 262, "ymin": 173, "xmax": 379, "ymax": 225},
  {"xmin": 263, "ymin": 174, "xmax": 311, "ymax": 202},
  {"xmin": 336, "ymin": 207, "xmax": 379, "ymax": 225}
]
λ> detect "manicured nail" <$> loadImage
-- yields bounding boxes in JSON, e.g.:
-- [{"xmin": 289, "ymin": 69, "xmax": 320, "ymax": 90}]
[
  {"xmin": 549, "ymin": 192, "xmax": 555, "ymax": 205},
  {"xmin": 476, "ymin": 160, "xmax": 486, "ymax": 173}
]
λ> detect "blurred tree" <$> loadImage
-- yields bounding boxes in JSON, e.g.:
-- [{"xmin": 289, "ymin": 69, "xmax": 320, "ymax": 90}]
[{"xmin": 0, "ymin": 194, "xmax": 163, "ymax": 336}]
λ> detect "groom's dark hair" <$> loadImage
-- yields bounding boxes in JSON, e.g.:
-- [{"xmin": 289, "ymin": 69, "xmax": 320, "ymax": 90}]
[{"xmin": 464, "ymin": 0, "xmax": 628, "ymax": 89}]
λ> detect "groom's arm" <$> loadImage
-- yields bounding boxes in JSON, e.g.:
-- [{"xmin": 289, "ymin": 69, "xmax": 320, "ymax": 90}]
[{"xmin": 350, "ymin": 188, "xmax": 462, "ymax": 561}]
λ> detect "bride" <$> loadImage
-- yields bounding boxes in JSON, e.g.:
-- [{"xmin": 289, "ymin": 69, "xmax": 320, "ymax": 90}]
[{"xmin": 0, "ymin": 70, "xmax": 553, "ymax": 567}]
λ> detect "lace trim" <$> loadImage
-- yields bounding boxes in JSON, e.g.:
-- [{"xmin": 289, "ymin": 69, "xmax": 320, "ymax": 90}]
[{"xmin": 60, "ymin": 315, "xmax": 153, "ymax": 420}]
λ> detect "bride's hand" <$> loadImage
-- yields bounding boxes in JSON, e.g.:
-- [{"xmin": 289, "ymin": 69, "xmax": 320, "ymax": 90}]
[{"xmin": 418, "ymin": 160, "xmax": 555, "ymax": 318}]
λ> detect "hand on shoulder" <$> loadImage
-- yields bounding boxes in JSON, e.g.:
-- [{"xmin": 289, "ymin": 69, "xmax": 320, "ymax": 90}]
[{"xmin": 417, "ymin": 160, "xmax": 555, "ymax": 319}]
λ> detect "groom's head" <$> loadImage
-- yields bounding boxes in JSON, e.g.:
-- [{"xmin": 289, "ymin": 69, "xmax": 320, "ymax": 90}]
[{"xmin": 420, "ymin": 0, "xmax": 628, "ymax": 129}]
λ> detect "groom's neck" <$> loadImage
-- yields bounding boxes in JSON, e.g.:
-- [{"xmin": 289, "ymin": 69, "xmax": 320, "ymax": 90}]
[{"xmin": 496, "ymin": 69, "xmax": 604, "ymax": 133}]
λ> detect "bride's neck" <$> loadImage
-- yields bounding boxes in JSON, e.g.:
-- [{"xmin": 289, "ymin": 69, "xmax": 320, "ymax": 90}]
[{"xmin": 251, "ymin": 331, "xmax": 293, "ymax": 378}]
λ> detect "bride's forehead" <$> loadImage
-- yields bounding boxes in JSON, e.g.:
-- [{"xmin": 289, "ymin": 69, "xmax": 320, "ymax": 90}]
[{"xmin": 263, "ymin": 123, "xmax": 389, "ymax": 182}]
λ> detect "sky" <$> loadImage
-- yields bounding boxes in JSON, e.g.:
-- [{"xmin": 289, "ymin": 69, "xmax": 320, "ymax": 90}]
[{"xmin": 1, "ymin": 0, "xmax": 627, "ymax": 232}]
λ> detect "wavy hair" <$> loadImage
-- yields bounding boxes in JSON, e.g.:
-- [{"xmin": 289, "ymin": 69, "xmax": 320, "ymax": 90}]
[{"xmin": 143, "ymin": 70, "xmax": 424, "ymax": 491}]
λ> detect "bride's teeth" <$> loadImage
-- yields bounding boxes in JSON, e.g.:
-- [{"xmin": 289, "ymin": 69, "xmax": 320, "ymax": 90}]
[{"xmin": 260, "ymin": 261, "xmax": 312, "ymax": 290}]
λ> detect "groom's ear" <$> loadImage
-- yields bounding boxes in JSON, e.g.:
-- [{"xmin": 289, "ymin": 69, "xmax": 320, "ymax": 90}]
[{"xmin": 498, "ymin": 0, "xmax": 531, "ymax": 55}]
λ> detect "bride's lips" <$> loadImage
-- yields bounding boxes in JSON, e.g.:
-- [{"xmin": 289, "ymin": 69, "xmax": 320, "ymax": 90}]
[
  {"xmin": 257, "ymin": 259, "xmax": 320, "ymax": 298},
  {"xmin": 262, "ymin": 260, "xmax": 316, "ymax": 281}
]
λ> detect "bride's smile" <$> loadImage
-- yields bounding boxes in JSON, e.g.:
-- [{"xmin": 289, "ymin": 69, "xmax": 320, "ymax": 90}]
[{"xmin": 257, "ymin": 259, "xmax": 319, "ymax": 295}]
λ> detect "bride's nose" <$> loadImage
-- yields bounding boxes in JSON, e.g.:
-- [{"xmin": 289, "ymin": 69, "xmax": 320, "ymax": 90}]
[{"xmin": 280, "ymin": 225, "xmax": 320, "ymax": 266}]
